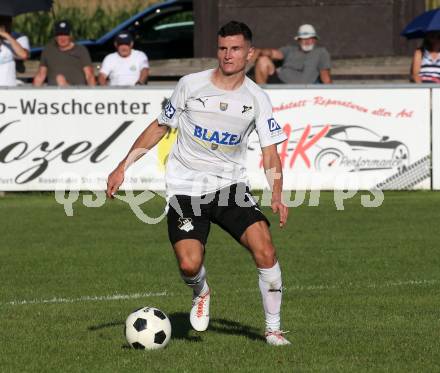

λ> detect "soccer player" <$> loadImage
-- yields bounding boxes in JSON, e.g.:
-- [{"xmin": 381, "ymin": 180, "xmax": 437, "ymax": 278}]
[{"xmin": 106, "ymin": 21, "xmax": 290, "ymax": 346}]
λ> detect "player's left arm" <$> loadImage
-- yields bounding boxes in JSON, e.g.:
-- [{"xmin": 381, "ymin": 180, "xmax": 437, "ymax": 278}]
[{"xmin": 261, "ymin": 144, "xmax": 288, "ymax": 227}]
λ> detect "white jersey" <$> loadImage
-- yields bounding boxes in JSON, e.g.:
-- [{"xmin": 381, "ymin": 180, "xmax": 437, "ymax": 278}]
[
  {"xmin": 157, "ymin": 69, "xmax": 287, "ymax": 197},
  {"xmin": 0, "ymin": 34, "xmax": 30, "ymax": 86},
  {"xmin": 100, "ymin": 49, "xmax": 149, "ymax": 86}
]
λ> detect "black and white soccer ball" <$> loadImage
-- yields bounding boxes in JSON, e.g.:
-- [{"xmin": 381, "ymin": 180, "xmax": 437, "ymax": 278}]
[{"xmin": 125, "ymin": 306, "xmax": 172, "ymax": 350}]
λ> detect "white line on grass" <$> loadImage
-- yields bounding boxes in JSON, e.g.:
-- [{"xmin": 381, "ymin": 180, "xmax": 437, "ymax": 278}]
[
  {"xmin": 284, "ymin": 279, "xmax": 439, "ymax": 292},
  {"xmin": 1, "ymin": 279, "xmax": 438, "ymax": 307},
  {"xmin": 3, "ymin": 291, "xmax": 169, "ymax": 306}
]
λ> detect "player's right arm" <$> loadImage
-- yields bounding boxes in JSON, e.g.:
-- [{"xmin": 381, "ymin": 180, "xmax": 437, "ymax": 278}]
[
  {"xmin": 106, "ymin": 119, "xmax": 169, "ymax": 198},
  {"xmin": 107, "ymin": 76, "xmax": 187, "ymax": 197}
]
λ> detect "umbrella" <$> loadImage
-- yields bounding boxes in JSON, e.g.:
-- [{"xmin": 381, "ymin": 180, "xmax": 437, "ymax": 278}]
[
  {"xmin": 0, "ymin": 0, "xmax": 53, "ymax": 17},
  {"xmin": 401, "ymin": 7, "xmax": 440, "ymax": 39}
]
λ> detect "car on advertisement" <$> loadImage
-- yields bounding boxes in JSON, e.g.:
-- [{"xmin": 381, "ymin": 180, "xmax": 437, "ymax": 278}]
[
  {"xmin": 30, "ymin": 0, "xmax": 193, "ymax": 61},
  {"xmin": 249, "ymin": 124, "xmax": 410, "ymax": 173},
  {"xmin": 308, "ymin": 125, "xmax": 410, "ymax": 172}
]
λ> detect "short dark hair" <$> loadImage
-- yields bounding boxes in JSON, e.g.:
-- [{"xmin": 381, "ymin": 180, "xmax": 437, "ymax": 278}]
[
  {"xmin": 217, "ymin": 21, "xmax": 252, "ymax": 43},
  {"xmin": 0, "ymin": 15, "xmax": 12, "ymax": 33}
]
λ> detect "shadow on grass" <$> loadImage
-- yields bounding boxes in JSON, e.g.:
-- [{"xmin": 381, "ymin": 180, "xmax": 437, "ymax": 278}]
[
  {"xmin": 170, "ymin": 313, "xmax": 263, "ymax": 342},
  {"xmin": 87, "ymin": 313, "xmax": 263, "ymax": 346},
  {"xmin": 169, "ymin": 312, "xmax": 202, "ymax": 342},
  {"xmin": 88, "ymin": 320, "xmax": 123, "ymax": 331},
  {"xmin": 209, "ymin": 318, "xmax": 264, "ymax": 341}
]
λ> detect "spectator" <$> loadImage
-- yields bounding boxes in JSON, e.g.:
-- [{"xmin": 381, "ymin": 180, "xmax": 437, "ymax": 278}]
[
  {"xmin": 253, "ymin": 24, "xmax": 332, "ymax": 84},
  {"xmin": 0, "ymin": 15, "xmax": 29, "ymax": 86},
  {"xmin": 411, "ymin": 31, "xmax": 440, "ymax": 83},
  {"xmin": 33, "ymin": 20, "xmax": 95, "ymax": 86},
  {"xmin": 98, "ymin": 32, "xmax": 149, "ymax": 86}
]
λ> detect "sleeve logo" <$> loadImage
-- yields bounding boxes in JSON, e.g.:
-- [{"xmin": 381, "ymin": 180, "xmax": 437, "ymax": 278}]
[
  {"xmin": 164, "ymin": 101, "xmax": 176, "ymax": 119},
  {"xmin": 267, "ymin": 118, "xmax": 281, "ymax": 132}
]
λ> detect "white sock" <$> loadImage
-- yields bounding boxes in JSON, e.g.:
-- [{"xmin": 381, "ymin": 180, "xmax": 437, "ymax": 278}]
[
  {"xmin": 180, "ymin": 265, "xmax": 209, "ymax": 297},
  {"xmin": 258, "ymin": 261, "xmax": 282, "ymax": 331}
]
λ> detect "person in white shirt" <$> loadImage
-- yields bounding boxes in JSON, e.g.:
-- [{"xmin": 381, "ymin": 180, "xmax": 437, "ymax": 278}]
[
  {"xmin": 106, "ymin": 21, "xmax": 290, "ymax": 346},
  {"xmin": 98, "ymin": 32, "xmax": 149, "ymax": 86},
  {"xmin": 0, "ymin": 16, "xmax": 29, "ymax": 87}
]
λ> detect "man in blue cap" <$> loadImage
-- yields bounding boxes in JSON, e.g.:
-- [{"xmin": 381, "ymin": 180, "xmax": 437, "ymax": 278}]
[{"xmin": 33, "ymin": 20, "xmax": 96, "ymax": 86}]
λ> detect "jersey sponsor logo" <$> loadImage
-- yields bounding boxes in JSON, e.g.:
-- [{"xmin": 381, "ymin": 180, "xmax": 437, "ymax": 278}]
[
  {"xmin": 164, "ymin": 101, "xmax": 176, "ymax": 119},
  {"xmin": 193, "ymin": 125, "xmax": 241, "ymax": 146},
  {"xmin": 178, "ymin": 217, "xmax": 194, "ymax": 232},
  {"xmin": 242, "ymin": 105, "xmax": 252, "ymax": 114},
  {"xmin": 268, "ymin": 118, "xmax": 281, "ymax": 132}
]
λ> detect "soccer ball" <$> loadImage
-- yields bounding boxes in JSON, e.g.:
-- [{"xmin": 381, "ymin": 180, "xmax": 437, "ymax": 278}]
[{"xmin": 125, "ymin": 306, "xmax": 172, "ymax": 350}]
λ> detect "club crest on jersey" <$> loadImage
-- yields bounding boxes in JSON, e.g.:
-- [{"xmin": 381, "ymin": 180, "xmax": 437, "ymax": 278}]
[
  {"xmin": 220, "ymin": 102, "xmax": 228, "ymax": 111},
  {"xmin": 178, "ymin": 217, "xmax": 194, "ymax": 232},
  {"xmin": 164, "ymin": 101, "xmax": 176, "ymax": 119},
  {"xmin": 194, "ymin": 125, "xmax": 241, "ymax": 146},
  {"xmin": 267, "ymin": 118, "xmax": 281, "ymax": 132},
  {"xmin": 242, "ymin": 105, "xmax": 252, "ymax": 114}
]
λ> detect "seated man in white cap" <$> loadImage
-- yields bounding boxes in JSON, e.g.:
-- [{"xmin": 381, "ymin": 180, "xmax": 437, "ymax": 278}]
[
  {"xmin": 254, "ymin": 24, "xmax": 332, "ymax": 84},
  {"xmin": 98, "ymin": 32, "xmax": 149, "ymax": 86}
]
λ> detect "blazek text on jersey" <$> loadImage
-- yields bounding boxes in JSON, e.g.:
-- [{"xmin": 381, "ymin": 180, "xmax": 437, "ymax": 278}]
[{"xmin": 193, "ymin": 125, "xmax": 241, "ymax": 146}]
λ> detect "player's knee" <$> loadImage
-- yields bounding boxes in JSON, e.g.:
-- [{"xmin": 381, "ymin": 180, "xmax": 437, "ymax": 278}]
[
  {"xmin": 255, "ymin": 245, "xmax": 276, "ymax": 268},
  {"xmin": 178, "ymin": 259, "xmax": 202, "ymax": 277}
]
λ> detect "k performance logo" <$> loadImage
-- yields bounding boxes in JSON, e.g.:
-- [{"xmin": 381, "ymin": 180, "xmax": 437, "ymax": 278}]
[{"xmin": 250, "ymin": 123, "xmax": 412, "ymax": 175}]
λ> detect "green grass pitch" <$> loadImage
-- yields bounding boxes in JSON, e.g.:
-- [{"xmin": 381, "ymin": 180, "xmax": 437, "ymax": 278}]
[{"xmin": 1, "ymin": 191, "xmax": 439, "ymax": 372}]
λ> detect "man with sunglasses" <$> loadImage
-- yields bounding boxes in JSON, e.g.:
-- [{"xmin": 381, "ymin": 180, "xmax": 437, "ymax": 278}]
[{"xmin": 254, "ymin": 24, "xmax": 332, "ymax": 85}]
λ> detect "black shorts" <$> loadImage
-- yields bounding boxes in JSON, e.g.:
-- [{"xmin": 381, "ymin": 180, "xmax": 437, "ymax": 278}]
[{"xmin": 166, "ymin": 183, "xmax": 270, "ymax": 245}]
